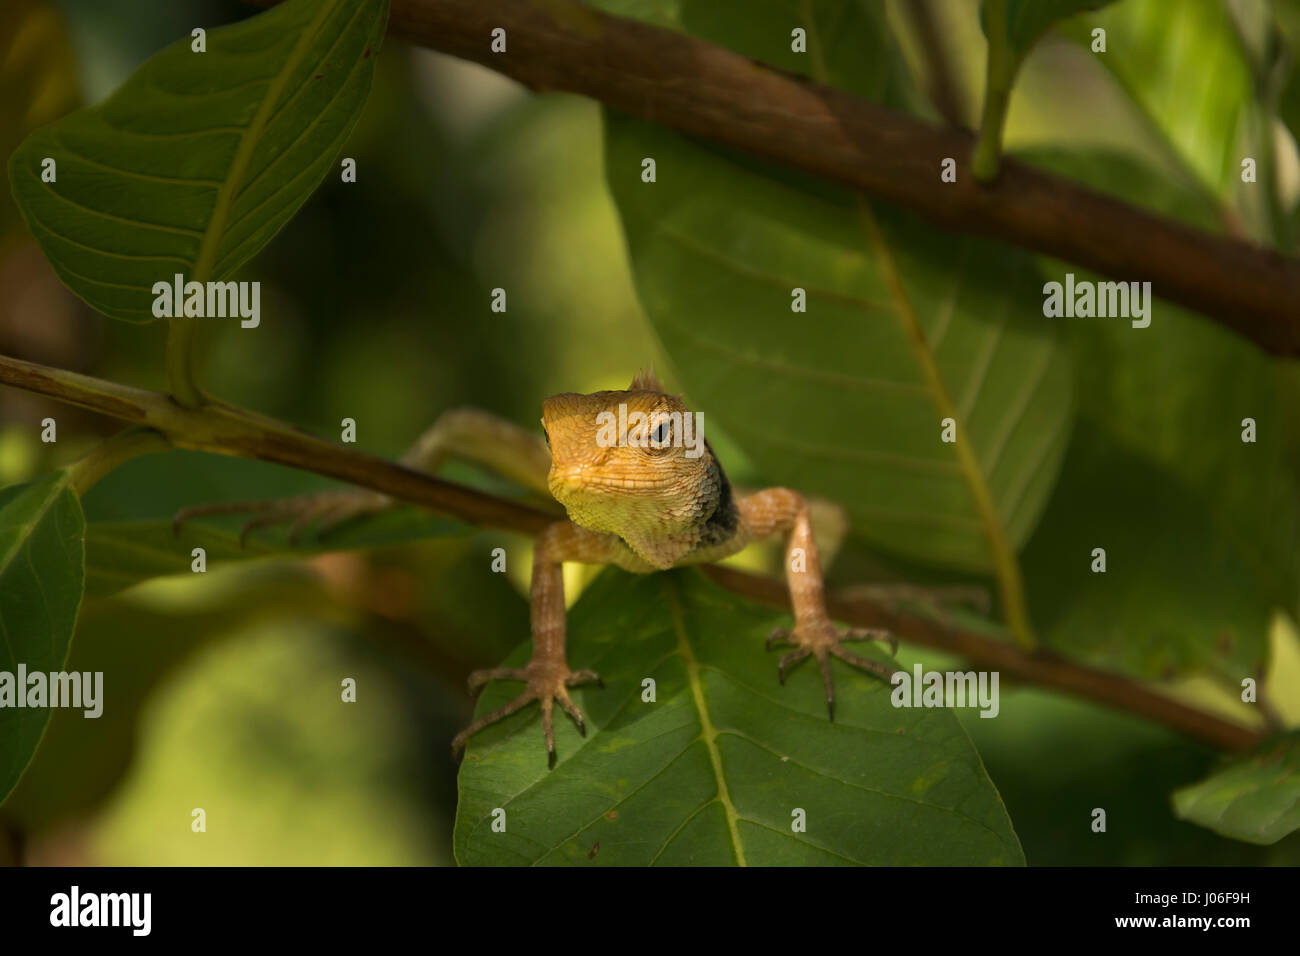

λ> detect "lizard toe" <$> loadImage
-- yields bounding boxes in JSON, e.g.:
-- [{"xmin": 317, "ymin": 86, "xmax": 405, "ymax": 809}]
[
  {"xmin": 453, "ymin": 662, "xmax": 603, "ymax": 768},
  {"xmin": 767, "ymin": 618, "xmax": 898, "ymax": 717}
]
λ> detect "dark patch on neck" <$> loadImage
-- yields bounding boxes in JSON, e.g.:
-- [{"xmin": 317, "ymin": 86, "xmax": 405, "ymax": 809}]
[{"xmin": 693, "ymin": 440, "xmax": 739, "ymax": 552}]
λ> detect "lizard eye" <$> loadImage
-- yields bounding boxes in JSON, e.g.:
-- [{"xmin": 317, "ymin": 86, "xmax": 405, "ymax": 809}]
[{"xmin": 649, "ymin": 420, "xmax": 672, "ymax": 451}]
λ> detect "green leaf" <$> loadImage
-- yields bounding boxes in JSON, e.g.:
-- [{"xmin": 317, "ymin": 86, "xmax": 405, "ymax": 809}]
[
  {"xmin": 0, "ymin": 0, "xmax": 79, "ymax": 245},
  {"xmin": 1173, "ymin": 732, "xmax": 1300, "ymax": 845},
  {"xmin": 0, "ymin": 471, "xmax": 85, "ymax": 804},
  {"xmin": 981, "ymin": 0, "xmax": 1118, "ymax": 68},
  {"xmin": 605, "ymin": 112, "xmax": 1071, "ymax": 646},
  {"xmin": 7, "ymin": 0, "xmax": 389, "ymax": 321},
  {"xmin": 1022, "ymin": 422, "xmax": 1276, "ymax": 678},
  {"xmin": 1012, "ymin": 147, "xmax": 1300, "ymax": 676},
  {"xmin": 1013, "ymin": 146, "xmax": 1221, "ymax": 234},
  {"xmin": 84, "ymin": 509, "xmax": 466, "ymax": 598},
  {"xmin": 455, "ymin": 569, "xmax": 1024, "ymax": 866},
  {"xmin": 1061, "ymin": 0, "xmax": 1256, "ymax": 199},
  {"xmin": 78, "ymin": 448, "xmax": 468, "ymax": 597},
  {"xmin": 599, "ymin": 2, "xmax": 1070, "ymax": 649}
]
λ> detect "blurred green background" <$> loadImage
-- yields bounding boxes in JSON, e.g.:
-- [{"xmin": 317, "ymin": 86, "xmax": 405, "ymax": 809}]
[{"xmin": 0, "ymin": 0, "xmax": 1297, "ymax": 865}]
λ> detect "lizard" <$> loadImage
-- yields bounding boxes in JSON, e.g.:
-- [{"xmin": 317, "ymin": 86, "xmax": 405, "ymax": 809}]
[{"xmin": 175, "ymin": 369, "xmax": 898, "ymax": 766}]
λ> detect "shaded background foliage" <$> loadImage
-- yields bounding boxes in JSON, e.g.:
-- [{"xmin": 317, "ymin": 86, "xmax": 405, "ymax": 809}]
[{"xmin": 0, "ymin": 0, "xmax": 1297, "ymax": 864}]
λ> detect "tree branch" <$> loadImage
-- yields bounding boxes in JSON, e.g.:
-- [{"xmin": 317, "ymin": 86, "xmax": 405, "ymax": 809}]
[
  {"xmin": 336, "ymin": 0, "xmax": 1300, "ymax": 355},
  {"xmin": 0, "ymin": 352, "xmax": 560, "ymax": 535},
  {"xmin": 0, "ymin": 350, "xmax": 1266, "ymax": 754},
  {"xmin": 705, "ymin": 565, "xmax": 1264, "ymax": 753}
]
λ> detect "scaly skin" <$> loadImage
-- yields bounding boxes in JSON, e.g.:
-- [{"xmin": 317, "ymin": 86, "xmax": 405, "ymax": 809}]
[
  {"xmin": 174, "ymin": 370, "xmax": 897, "ymax": 767},
  {"xmin": 458, "ymin": 369, "xmax": 896, "ymax": 765}
]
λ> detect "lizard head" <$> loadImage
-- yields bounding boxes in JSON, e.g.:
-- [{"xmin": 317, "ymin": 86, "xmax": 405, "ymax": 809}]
[{"xmin": 542, "ymin": 370, "xmax": 720, "ymax": 569}]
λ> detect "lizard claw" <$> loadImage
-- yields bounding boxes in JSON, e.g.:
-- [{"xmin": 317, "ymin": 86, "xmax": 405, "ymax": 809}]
[
  {"xmin": 452, "ymin": 661, "xmax": 603, "ymax": 768},
  {"xmin": 766, "ymin": 619, "xmax": 897, "ymax": 721},
  {"xmin": 766, "ymin": 626, "xmax": 792, "ymax": 651}
]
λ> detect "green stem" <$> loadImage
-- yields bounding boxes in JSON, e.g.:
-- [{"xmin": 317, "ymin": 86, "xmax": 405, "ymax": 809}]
[
  {"xmin": 972, "ymin": 0, "xmax": 1012, "ymax": 182},
  {"xmin": 68, "ymin": 426, "xmax": 171, "ymax": 496},
  {"xmin": 166, "ymin": 316, "xmax": 204, "ymax": 408}
]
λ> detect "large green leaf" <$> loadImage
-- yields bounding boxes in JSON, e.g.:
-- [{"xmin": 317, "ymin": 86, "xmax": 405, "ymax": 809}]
[
  {"xmin": 1013, "ymin": 147, "xmax": 1300, "ymax": 677},
  {"xmin": 1022, "ymin": 422, "xmax": 1276, "ymax": 678},
  {"xmin": 605, "ymin": 113, "xmax": 1072, "ymax": 583},
  {"xmin": 7, "ymin": 0, "xmax": 388, "ymax": 321},
  {"xmin": 598, "ymin": 0, "xmax": 1070, "ymax": 651},
  {"xmin": 84, "ymin": 509, "xmax": 466, "ymax": 598},
  {"xmin": 1012, "ymin": 146, "xmax": 1221, "ymax": 234},
  {"xmin": 1062, "ymin": 0, "xmax": 1256, "ymax": 199},
  {"xmin": 79, "ymin": 448, "xmax": 469, "ymax": 597},
  {"xmin": 0, "ymin": 471, "xmax": 85, "ymax": 804},
  {"xmin": 1173, "ymin": 732, "xmax": 1300, "ymax": 845},
  {"xmin": 455, "ymin": 569, "xmax": 1024, "ymax": 866}
]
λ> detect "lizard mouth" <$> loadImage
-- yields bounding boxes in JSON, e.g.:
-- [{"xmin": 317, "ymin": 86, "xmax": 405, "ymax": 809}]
[{"xmin": 550, "ymin": 470, "xmax": 677, "ymax": 494}]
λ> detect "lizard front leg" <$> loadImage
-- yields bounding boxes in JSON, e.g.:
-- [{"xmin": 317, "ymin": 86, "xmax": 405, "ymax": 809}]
[
  {"xmin": 740, "ymin": 488, "xmax": 898, "ymax": 719},
  {"xmin": 451, "ymin": 520, "xmax": 628, "ymax": 767}
]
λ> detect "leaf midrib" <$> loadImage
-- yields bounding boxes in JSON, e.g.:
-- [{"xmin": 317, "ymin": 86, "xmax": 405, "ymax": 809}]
[
  {"xmin": 190, "ymin": 0, "xmax": 341, "ymax": 285},
  {"xmin": 665, "ymin": 576, "xmax": 747, "ymax": 866},
  {"xmin": 797, "ymin": 11, "xmax": 1033, "ymax": 646}
]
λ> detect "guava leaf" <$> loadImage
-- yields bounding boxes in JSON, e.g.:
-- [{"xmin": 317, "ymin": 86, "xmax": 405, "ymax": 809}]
[
  {"xmin": 605, "ymin": 112, "xmax": 1072, "ymax": 589},
  {"xmin": 455, "ymin": 569, "xmax": 1024, "ymax": 866},
  {"xmin": 79, "ymin": 448, "xmax": 469, "ymax": 597},
  {"xmin": 8, "ymin": 0, "xmax": 388, "ymax": 321},
  {"xmin": 1061, "ymin": 0, "xmax": 1255, "ymax": 199},
  {"xmin": 1173, "ymin": 732, "xmax": 1300, "ymax": 845},
  {"xmin": 1022, "ymin": 422, "xmax": 1277, "ymax": 679},
  {"xmin": 0, "ymin": 472, "xmax": 85, "ymax": 804},
  {"xmin": 1013, "ymin": 147, "xmax": 1300, "ymax": 678}
]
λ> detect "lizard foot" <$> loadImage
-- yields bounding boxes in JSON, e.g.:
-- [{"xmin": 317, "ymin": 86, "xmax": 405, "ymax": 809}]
[
  {"xmin": 172, "ymin": 488, "xmax": 391, "ymax": 546},
  {"xmin": 766, "ymin": 621, "xmax": 898, "ymax": 721},
  {"xmin": 451, "ymin": 661, "xmax": 603, "ymax": 768}
]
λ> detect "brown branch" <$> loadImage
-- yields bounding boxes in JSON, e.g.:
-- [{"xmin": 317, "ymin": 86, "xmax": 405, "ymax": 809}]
[
  {"xmin": 705, "ymin": 565, "xmax": 1263, "ymax": 753},
  {"xmin": 347, "ymin": 0, "xmax": 1300, "ymax": 355},
  {"xmin": 0, "ymin": 353, "xmax": 560, "ymax": 536},
  {"xmin": 0, "ymin": 351, "xmax": 1265, "ymax": 753}
]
